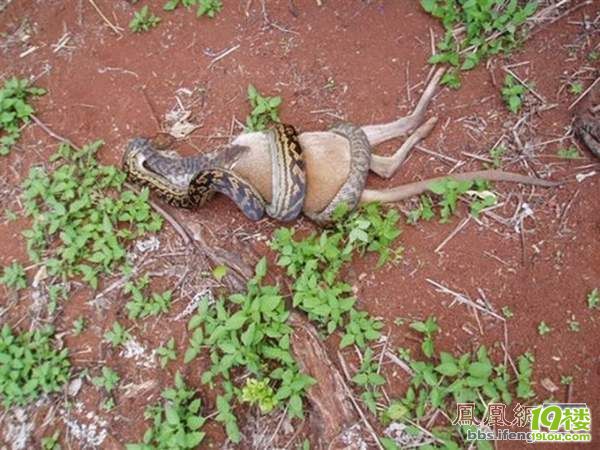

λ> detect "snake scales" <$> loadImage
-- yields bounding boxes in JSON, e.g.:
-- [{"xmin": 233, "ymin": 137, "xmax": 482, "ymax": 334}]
[{"xmin": 123, "ymin": 122, "xmax": 370, "ymax": 222}]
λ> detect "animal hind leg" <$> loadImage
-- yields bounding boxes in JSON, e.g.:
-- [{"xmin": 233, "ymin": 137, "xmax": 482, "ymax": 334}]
[
  {"xmin": 369, "ymin": 116, "xmax": 438, "ymax": 179},
  {"xmin": 361, "ymin": 67, "xmax": 445, "ymax": 146}
]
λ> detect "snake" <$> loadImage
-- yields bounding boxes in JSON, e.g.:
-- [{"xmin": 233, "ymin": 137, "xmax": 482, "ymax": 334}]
[{"xmin": 122, "ymin": 123, "xmax": 306, "ymax": 221}]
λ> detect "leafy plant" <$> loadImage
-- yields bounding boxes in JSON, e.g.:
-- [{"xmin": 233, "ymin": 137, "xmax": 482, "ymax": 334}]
[
  {"xmin": 41, "ymin": 431, "xmax": 61, "ymax": 450},
  {"xmin": 567, "ymin": 319, "xmax": 580, "ymax": 332},
  {"xmin": 271, "ymin": 203, "xmax": 397, "ymax": 347},
  {"xmin": 557, "ymin": 146, "xmax": 580, "ymax": 160},
  {"xmin": 501, "ymin": 306, "xmax": 514, "ymax": 319},
  {"xmin": 104, "ymin": 322, "xmax": 132, "ymax": 348},
  {"xmin": 421, "ymin": 0, "xmax": 538, "ymax": 88},
  {"xmin": 352, "ymin": 347, "xmax": 386, "ymax": 414},
  {"xmin": 0, "ymin": 77, "xmax": 45, "ymax": 155},
  {"xmin": 406, "ymin": 195, "xmax": 435, "ymax": 224},
  {"xmin": 72, "ymin": 316, "xmax": 85, "ymax": 336},
  {"xmin": 427, "ymin": 178, "xmax": 496, "ymax": 222},
  {"xmin": 385, "ymin": 323, "xmax": 537, "ymax": 448},
  {"xmin": 489, "ymin": 145, "xmax": 505, "ymax": 168},
  {"xmin": 501, "ymin": 74, "xmax": 527, "ymax": 114},
  {"xmin": 127, "ymin": 373, "xmax": 206, "ymax": 450},
  {"xmin": 245, "ymin": 84, "xmax": 282, "ymax": 131},
  {"xmin": 587, "ymin": 288, "xmax": 599, "ymax": 310},
  {"xmin": 537, "ymin": 321, "xmax": 551, "ymax": 336},
  {"xmin": 92, "ymin": 366, "xmax": 120, "ymax": 393},
  {"xmin": 560, "ymin": 375, "xmax": 573, "ymax": 385},
  {"xmin": 0, "ymin": 324, "xmax": 70, "ymax": 407},
  {"xmin": 164, "ymin": 0, "xmax": 223, "ymax": 18},
  {"xmin": 568, "ymin": 82, "xmax": 583, "ymax": 95},
  {"xmin": 0, "ymin": 261, "xmax": 27, "ymax": 290},
  {"xmin": 410, "ymin": 316, "xmax": 439, "ymax": 358},
  {"xmin": 21, "ymin": 141, "xmax": 163, "ymax": 289},
  {"xmin": 156, "ymin": 338, "xmax": 177, "ymax": 368},
  {"xmin": 124, "ymin": 275, "xmax": 172, "ymax": 320},
  {"xmin": 129, "ymin": 6, "xmax": 161, "ymax": 33},
  {"xmin": 240, "ymin": 378, "xmax": 277, "ymax": 413},
  {"xmin": 184, "ymin": 259, "xmax": 315, "ymax": 441}
]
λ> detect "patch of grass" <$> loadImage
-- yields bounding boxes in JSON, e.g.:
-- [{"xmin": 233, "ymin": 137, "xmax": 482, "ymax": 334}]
[
  {"xmin": 127, "ymin": 373, "xmax": 206, "ymax": 450},
  {"xmin": 124, "ymin": 275, "xmax": 172, "ymax": 320},
  {"xmin": 381, "ymin": 320, "xmax": 536, "ymax": 448},
  {"xmin": 21, "ymin": 141, "xmax": 163, "ymax": 289},
  {"xmin": 587, "ymin": 288, "xmax": 599, "ymax": 310},
  {"xmin": 556, "ymin": 146, "xmax": 581, "ymax": 160},
  {"xmin": 156, "ymin": 338, "xmax": 177, "ymax": 368},
  {"xmin": 0, "ymin": 261, "xmax": 27, "ymax": 290},
  {"xmin": 164, "ymin": 0, "xmax": 223, "ymax": 18},
  {"xmin": 0, "ymin": 324, "xmax": 70, "ymax": 407},
  {"xmin": 501, "ymin": 74, "xmax": 528, "ymax": 114},
  {"xmin": 537, "ymin": 321, "xmax": 551, "ymax": 336},
  {"xmin": 245, "ymin": 84, "xmax": 282, "ymax": 131},
  {"xmin": 421, "ymin": 0, "xmax": 538, "ymax": 88},
  {"xmin": 129, "ymin": 6, "xmax": 161, "ymax": 33},
  {"xmin": 0, "ymin": 77, "xmax": 45, "ymax": 155}
]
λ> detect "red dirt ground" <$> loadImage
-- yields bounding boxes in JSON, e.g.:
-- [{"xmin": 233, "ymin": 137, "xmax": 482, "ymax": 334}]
[{"xmin": 1, "ymin": 1, "xmax": 599, "ymax": 449}]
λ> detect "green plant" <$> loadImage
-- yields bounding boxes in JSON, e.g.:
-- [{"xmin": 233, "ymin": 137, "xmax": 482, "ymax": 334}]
[
  {"xmin": 164, "ymin": 0, "xmax": 222, "ymax": 18},
  {"xmin": 129, "ymin": 6, "xmax": 161, "ymax": 33},
  {"xmin": 41, "ymin": 431, "xmax": 61, "ymax": 450},
  {"xmin": 271, "ymin": 203, "xmax": 397, "ymax": 346},
  {"xmin": 127, "ymin": 373, "xmax": 206, "ymax": 449},
  {"xmin": 124, "ymin": 275, "xmax": 172, "ymax": 319},
  {"xmin": 245, "ymin": 84, "xmax": 282, "ymax": 131},
  {"xmin": 92, "ymin": 366, "xmax": 120, "ymax": 393},
  {"xmin": 427, "ymin": 178, "xmax": 496, "ymax": 222},
  {"xmin": 212, "ymin": 264, "xmax": 228, "ymax": 281},
  {"xmin": 0, "ymin": 77, "xmax": 45, "ymax": 155},
  {"xmin": 567, "ymin": 318, "xmax": 580, "ymax": 332},
  {"xmin": 104, "ymin": 322, "xmax": 132, "ymax": 348},
  {"xmin": 4, "ymin": 208, "xmax": 18, "ymax": 221},
  {"xmin": 384, "ymin": 325, "xmax": 537, "ymax": 448},
  {"xmin": 489, "ymin": 145, "xmax": 505, "ymax": 168},
  {"xmin": 537, "ymin": 321, "xmax": 551, "ymax": 336},
  {"xmin": 501, "ymin": 306, "xmax": 514, "ymax": 319},
  {"xmin": 352, "ymin": 347, "xmax": 386, "ymax": 414},
  {"xmin": 568, "ymin": 82, "xmax": 583, "ymax": 95},
  {"xmin": 588, "ymin": 51, "xmax": 599, "ymax": 62},
  {"xmin": 501, "ymin": 74, "xmax": 528, "ymax": 113},
  {"xmin": 72, "ymin": 316, "xmax": 86, "ymax": 336},
  {"xmin": 560, "ymin": 375, "xmax": 573, "ymax": 385},
  {"xmin": 410, "ymin": 316, "xmax": 439, "ymax": 358},
  {"xmin": 0, "ymin": 261, "xmax": 27, "ymax": 290},
  {"xmin": 21, "ymin": 141, "xmax": 162, "ymax": 289},
  {"xmin": 185, "ymin": 259, "xmax": 315, "ymax": 441},
  {"xmin": 406, "ymin": 195, "xmax": 435, "ymax": 224},
  {"xmin": 557, "ymin": 146, "xmax": 581, "ymax": 160},
  {"xmin": 156, "ymin": 338, "xmax": 177, "ymax": 368},
  {"xmin": 421, "ymin": 0, "xmax": 538, "ymax": 88},
  {"xmin": 587, "ymin": 288, "xmax": 599, "ymax": 310},
  {"xmin": 0, "ymin": 324, "xmax": 70, "ymax": 407},
  {"xmin": 240, "ymin": 378, "xmax": 277, "ymax": 413}
]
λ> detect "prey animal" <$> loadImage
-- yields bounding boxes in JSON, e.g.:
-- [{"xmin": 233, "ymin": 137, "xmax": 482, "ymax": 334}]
[{"xmin": 124, "ymin": 69, "xmax": 558, "ymax": 223}]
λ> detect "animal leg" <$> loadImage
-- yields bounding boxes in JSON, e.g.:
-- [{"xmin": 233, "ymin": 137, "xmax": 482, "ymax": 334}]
[
  {"xmin": 360, "ymin": 170, "xmax": 560, "ymax": 204},
  {"xmin": 369, "ymin": 116, "xmax": 438, "ymax": 179},
  {"xmin": 361, "ymin": 67, "xmax": 445, "ymax": 146}
]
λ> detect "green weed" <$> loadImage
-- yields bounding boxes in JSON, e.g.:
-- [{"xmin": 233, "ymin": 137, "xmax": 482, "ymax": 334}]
[
  {"xmin": 104, "ymin": 322, "xmax": 132, "ymax": 348},
  {"xmin": 245, "ymin": 84, "xmax": 282, "ymax": 131},
  {"xmin": 21, "ymin": 141, "xmax": 162, "ymax": 289},
  {"xmin": 537, "ymin": 321, "xmax": 551, "ymax": 336},
  {"xmin": 501, "ymin": 74, "xmax": 527, "ymax": 114},
  {"xmin": 72, "ymin": 316, "xmax": 86, "ymax": 336},
  {"xmin": 92, "ymin": 366, "xmax": 120, "ymax": 393},
  {"xmin": 41, "ymin": 431, "xmax": 61, "ymax": 450},
  {"xmin": 587, "ymin": 288, "xmax": 599, "ymax": 310},
  {"xmin": 240, "ymin": 378, "xmax": 277, "ymax": 413},
  {"xmin": 421, "ymin": 0, "xmax": 538, "ymax": 88},
  {"xmin": 129, "ymin": 6, "xmax": 161, "ymax": 33},
  {"xmin": 124, "ymin": 275, "xmax": 172, "ymax": 320},
  {"xmin": 427, "ymin": 178, "xmax": 496, "ymax": 222},
  {"xmin": 557, "ymin": 146, "xmax": 581, "ymax": 160},
  {"xmin": 0, "ymin": 77, "xmax": 45, "ymax": 155},
  {"xmin": 164, "ymin": 0, "xmax": 223, "ymax": 18},
  {"xmin": 352, "ymin": 347, "xmax": 386, "ymax": 414},
  {"xmin": 0, "ymin": 261, "xmax": 27, "ymax": 290},
  {"xmin": 127, "ymin": 373, "xmax": 206, "ymax": 449},
  {"xmin": 0, "ymin": 324, "xmax": 70, "ymax": 407},
  {"xmin": 156, "ymin": 338, "xmax": 177, "ymax": 368}
]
